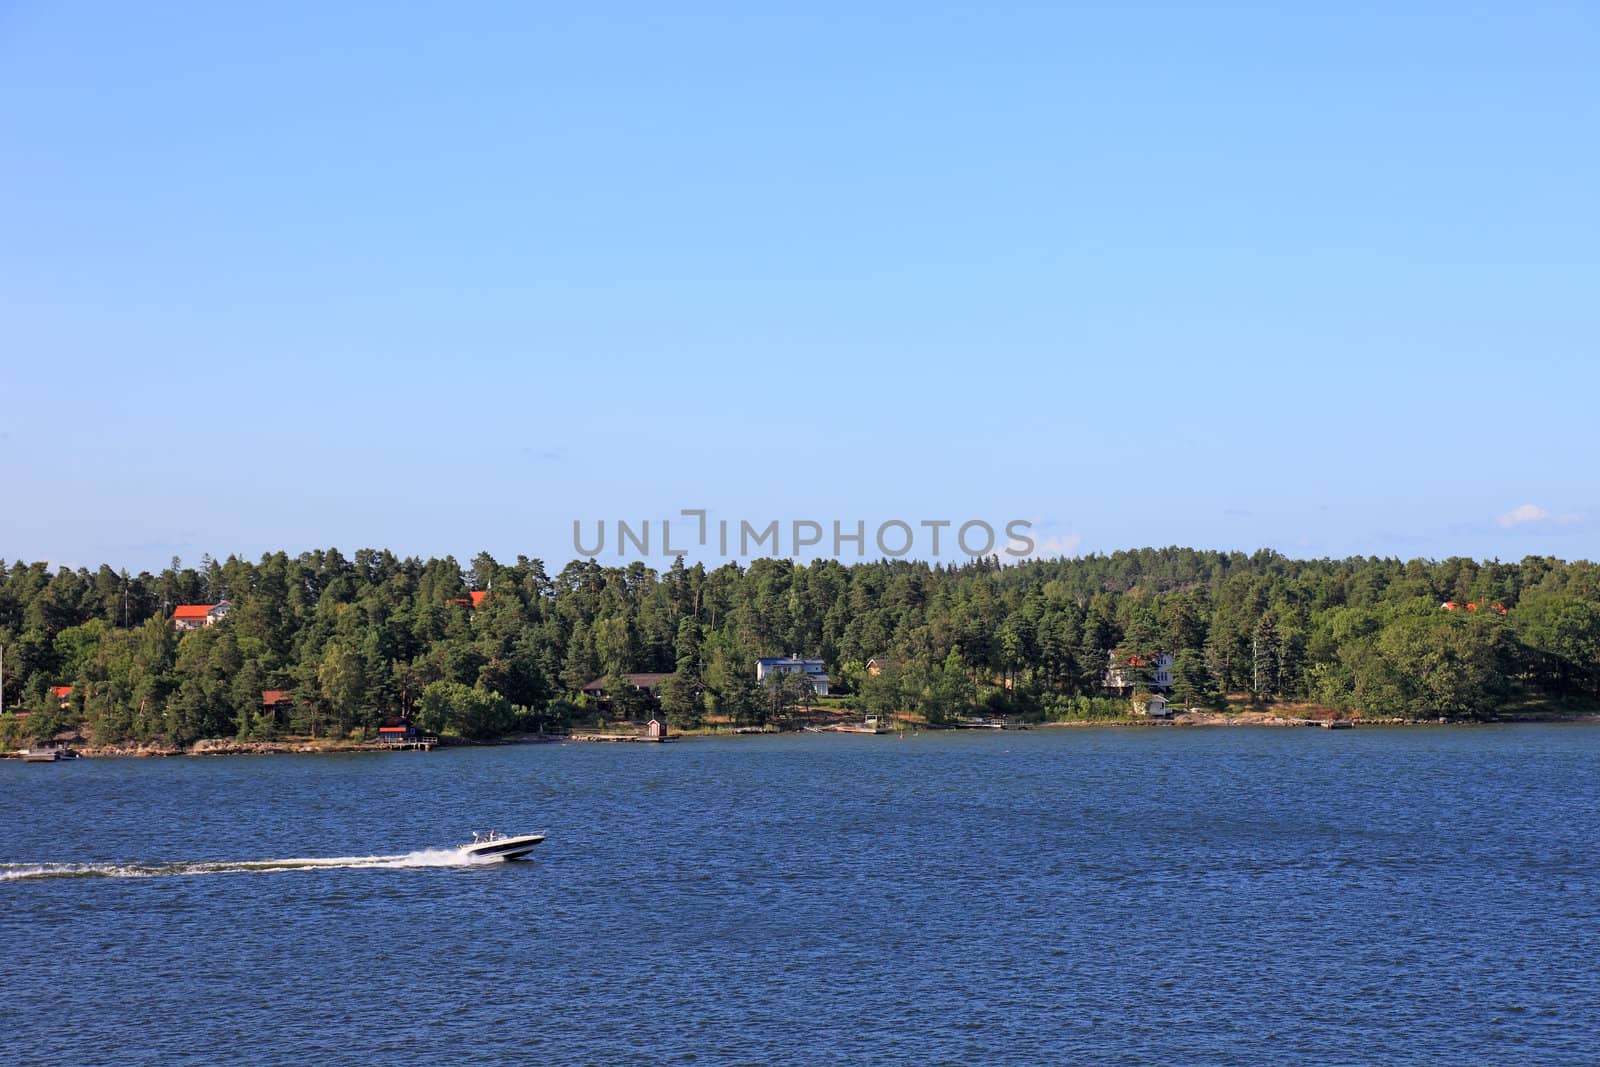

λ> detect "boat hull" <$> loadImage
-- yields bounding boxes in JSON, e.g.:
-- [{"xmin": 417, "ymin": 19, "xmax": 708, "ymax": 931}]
[{"xmin": 458, "ymin": 834, "xmax": 545, "ymax": 861}]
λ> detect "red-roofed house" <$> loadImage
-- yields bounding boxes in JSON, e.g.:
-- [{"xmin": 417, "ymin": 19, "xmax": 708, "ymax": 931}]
[
  {"xmin": 469, "ymin": 591, "xmax": 489, "ymax": 609},
  {"xmin": 1104, "ymin": 649, "xmax": 1174, "ymax": 693},
  {"xmin": 377, "ymin": 716, "xmax": 417, "ymax": 744},
  {"xmin": 260, "ymin": 689, "xmax": 293, "ymax": 724},
  {"xmin": 51, "ymin": 685, "xmax": 73, "ymax": 708},
  {"xmin": 1443, "ymin": 600, "xmax": 1508, "ymax": 616},
  {"xmin": 173, "ymin": 601, "xmax": 230, "ymax": 631}
]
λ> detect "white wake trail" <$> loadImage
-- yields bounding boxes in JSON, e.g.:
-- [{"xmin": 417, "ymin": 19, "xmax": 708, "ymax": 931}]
[{"xmin": 0, "ymin": 848, "xmax": 509, "ymax": 882}]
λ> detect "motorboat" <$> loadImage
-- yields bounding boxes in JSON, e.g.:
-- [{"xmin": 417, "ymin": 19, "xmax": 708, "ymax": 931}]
[{"xmin": 458, "ymin": 830, "xmax": 545, "ymax": 861}]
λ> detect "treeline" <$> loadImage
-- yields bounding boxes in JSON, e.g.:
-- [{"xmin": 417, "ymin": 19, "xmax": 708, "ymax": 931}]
[{"xmin": 2, "ymin": 547, "xmax": 1598, "ymax": 745}]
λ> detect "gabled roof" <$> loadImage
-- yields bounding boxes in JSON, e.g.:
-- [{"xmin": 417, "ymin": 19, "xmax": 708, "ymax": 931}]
[
  {"xmin": 173, "ymin": 604, "xmax": 218, "ymax": 620},
  {"xmin": 580, "ymin": 672, "xmax": 672, "ymax": 692},
  {"xmin": 757, "ymin": 656, "xmax": 827, "ymax": 670},
  {"xmin": 51, "ymin": 685, "xmax": 73, "ymax": 698},
  {"xmin": 469, "ymin": 591, "xmax": 489, "ymax": 608},
  {"xmin": 261, "ymin": 689, "xmax": 293, "ymax": 705}
]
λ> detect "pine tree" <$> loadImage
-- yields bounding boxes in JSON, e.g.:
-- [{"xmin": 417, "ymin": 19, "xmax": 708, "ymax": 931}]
[{"xmin": 1252, "ymin": 615, "xmax": 1279, "ymax": 698}]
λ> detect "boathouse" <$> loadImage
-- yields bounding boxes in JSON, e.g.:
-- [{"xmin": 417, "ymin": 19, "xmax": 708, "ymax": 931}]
[
  {"xmin": 1133, "ymin": 692, "xmax": 1172, "ymax": 718},
  {"xmin": 377, "ymin": 717, "xmax": 417, "ymax": 744}
]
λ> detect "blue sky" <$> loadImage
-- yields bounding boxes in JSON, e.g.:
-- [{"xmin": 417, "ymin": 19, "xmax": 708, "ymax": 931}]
[{"xmin": 2, "ymin": 2, "xmax": 1596, "ymax": 571}]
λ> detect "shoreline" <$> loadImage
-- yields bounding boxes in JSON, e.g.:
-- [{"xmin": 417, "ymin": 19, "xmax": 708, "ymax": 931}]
[{"xmin": 8, "ymin": 712, "xmax": 1600, "ymax": 760}]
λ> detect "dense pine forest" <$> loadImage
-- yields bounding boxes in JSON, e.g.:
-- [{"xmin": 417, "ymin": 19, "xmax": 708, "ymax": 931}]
[{"xmin": 2, "ymin": 548, "xmax": 1598, "ymax": 746}]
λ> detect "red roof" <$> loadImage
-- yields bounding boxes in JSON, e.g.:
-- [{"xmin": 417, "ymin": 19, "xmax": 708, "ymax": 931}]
[
  {"xmin": 51, "ymin": 685, "xmax": 73, "ymax": 698},
  {"xmin": 261, "ymin": 689, "xmax": 293, "ymax": 706},
  {"xmin": 173, "ymin": 604, "xmax": 217, "ymax": 619},
  {"xmin": 469, "ymin": 591, "xmax": 489, "ymax": 608}
]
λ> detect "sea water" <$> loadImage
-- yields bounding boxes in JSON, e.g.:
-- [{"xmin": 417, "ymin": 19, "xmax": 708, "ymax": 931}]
[{"xmin": 2, "ymin": 726, "xmax": 1597, "ymax": 1064}]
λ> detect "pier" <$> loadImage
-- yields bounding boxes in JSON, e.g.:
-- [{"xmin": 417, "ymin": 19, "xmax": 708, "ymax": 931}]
[{"xmin": 378, "ymin": 735, "xmax": 439, "ymax": 751}]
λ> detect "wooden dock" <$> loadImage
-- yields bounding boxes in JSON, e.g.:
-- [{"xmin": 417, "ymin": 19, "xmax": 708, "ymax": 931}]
[{"xmin": 378, "ymin": 735, "xmax": 439, "ymax": 751}]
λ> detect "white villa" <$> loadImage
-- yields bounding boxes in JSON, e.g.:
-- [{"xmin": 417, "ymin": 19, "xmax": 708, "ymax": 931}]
[
  {"xmin": 755, "ymin": 656, "xmax": 831, "ymax": 696},
  {"xmin": 1104, "ymin": 649, "xmax": 1174, "ymax": 693},
  {"xmin": 172, "ymin": 601, "xmax": 231, "ymax": 632}
]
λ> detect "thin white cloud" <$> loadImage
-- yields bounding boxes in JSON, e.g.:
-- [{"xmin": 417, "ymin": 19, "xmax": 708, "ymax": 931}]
[
  {"xmin": 1025, "ymin": 531, "xmax": 1083, "ymax": 559},
  {"xmin": 1498, "ymin": 504, "xmax": 1550, "ymax": 527},
  {"xmin": 1497, "ymin": 503, "xmax": 1584, "ymax": 529}
]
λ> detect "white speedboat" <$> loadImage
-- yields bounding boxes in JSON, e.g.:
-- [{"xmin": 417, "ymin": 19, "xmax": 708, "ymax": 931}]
[{"xmin": 458, "ymin": 830, "xmax": 545, "ymax": 861}]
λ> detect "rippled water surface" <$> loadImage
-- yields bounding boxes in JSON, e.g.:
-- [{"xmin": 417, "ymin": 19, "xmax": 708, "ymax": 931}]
[{"xmin": 3, "ymin": 726, "xmax": 1598, "ymax": 1064}]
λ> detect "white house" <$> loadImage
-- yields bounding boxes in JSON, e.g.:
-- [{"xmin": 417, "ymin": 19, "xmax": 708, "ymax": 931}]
[
  {"xmin": 1104, "ymin": 650, "xmax": 1174, "ymax": 693},
  {"xmin": 172, "ymin": 600, "xmax": 230, "ymax": 632},
  {"xmin": 1134, "ymin": 692, "xmax": 1172, "ymax": 718},
  {"xmin": 756, "ymin": 656, "xmax": 831, "ymax": 696}
]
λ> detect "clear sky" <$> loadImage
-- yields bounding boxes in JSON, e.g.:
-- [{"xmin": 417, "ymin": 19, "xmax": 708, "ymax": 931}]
[{"xmin": 3, "ymin": 2, "xmax": 1596, "ymax": 572}]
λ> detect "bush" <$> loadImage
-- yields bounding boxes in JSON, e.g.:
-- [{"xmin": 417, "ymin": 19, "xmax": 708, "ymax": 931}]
[
  {"xmin": 1044, "ymin": 694, "xmax": 1129, "ymax": 721},
  {"xmin": 414, "ymin": 681, "xmax": 517, "ymax": 739}
]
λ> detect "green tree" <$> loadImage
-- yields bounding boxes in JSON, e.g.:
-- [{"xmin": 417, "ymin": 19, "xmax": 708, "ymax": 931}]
[
  {"xmin": 1170, "ymin": 649, "xmax": 1215, "ymax": 709},
  {"xmin": 317, "ymin": 641, "xmax": 366, "ymax": 736},
  {"xmin": 657, "ymin": 669, "xmax": 702, "ymax": 728}
]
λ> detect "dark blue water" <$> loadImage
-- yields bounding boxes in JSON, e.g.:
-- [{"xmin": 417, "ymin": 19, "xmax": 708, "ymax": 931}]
[{"xmin": 3, "ymin": 726, "xmax": 1597, "ymax": 1064}]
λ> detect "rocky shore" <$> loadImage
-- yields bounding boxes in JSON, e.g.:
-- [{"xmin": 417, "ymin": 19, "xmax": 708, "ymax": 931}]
[
  {"xmin": 10, "ymin": 712, "xmax": 1599, "ymax": 760},
  {"xmin": 3, "ymin": 738, "xmax": 413, "ymax": 759}
]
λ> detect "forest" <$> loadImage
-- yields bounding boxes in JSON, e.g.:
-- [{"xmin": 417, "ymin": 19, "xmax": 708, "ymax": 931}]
[{"xmin": 2, "ymin": 547, "xmax": 1599, "ymax": 746}]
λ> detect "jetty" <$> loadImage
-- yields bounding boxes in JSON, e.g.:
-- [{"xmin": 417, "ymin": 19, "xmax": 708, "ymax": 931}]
[{"xmin": 377, "ymin": 734, "xmax": 439, "ymax": 751}]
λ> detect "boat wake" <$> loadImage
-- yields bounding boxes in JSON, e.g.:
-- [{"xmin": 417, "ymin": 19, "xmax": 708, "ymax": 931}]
[{"xmin": 0, "ymin": 848, "xmax": 513, "ymax": 882}]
